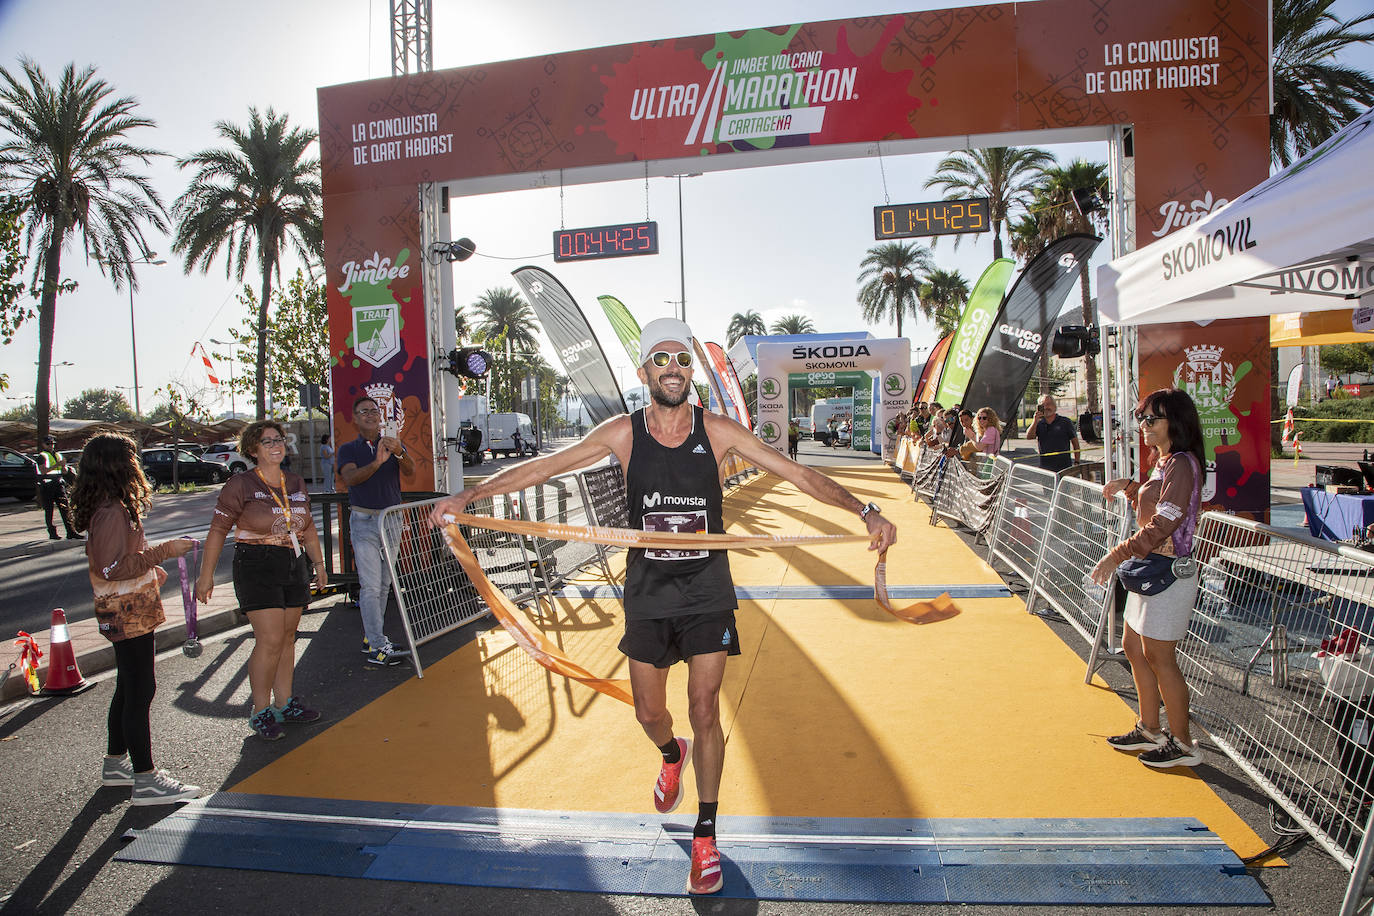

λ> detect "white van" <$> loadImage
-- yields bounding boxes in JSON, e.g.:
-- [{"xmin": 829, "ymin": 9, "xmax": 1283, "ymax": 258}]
[{"xmin": 485, "ymin": 412, "xmax": 536, "ymax": 458}]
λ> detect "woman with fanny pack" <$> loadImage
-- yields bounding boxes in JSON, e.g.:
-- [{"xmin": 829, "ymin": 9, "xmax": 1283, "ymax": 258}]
[
  {"xmin": 1090, "ymin": 388, "xmax": 1206, "ymax": 768},
  {"xmin": 195, "ymin": 420, "xmax": 328, "ymax": 741}
]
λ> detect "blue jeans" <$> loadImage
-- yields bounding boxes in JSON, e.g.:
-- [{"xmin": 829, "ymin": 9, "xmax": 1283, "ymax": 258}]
[{"xmin": 350, "ymin": 512, "xmax": 394, "ymax": 649}]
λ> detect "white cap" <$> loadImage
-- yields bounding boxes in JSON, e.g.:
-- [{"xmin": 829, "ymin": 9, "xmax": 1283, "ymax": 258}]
[{"xmin": 638, "ymin": 317, "xmax": 694, "ymax": 365}]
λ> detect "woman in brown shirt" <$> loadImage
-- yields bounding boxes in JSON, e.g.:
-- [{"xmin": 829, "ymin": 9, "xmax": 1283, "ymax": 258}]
[
  {"xmin": 71, "ymin": 433, "xmax": 201, "ymax": 805},
  {"xmin": 1090, "ymin": 388, "xmax": 1206, "ymax": 769},
  {"xmin": 195, "ymin": 420, "xmax": 326, "ymax": 741}
]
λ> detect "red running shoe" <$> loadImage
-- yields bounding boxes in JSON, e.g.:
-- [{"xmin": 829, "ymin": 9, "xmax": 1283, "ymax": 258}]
[
  {"xmin": 687, "ymin": 835, "xmax": 723, "ymax": 894},
  {"xmin": 653, "ymin": 736, "xmax": 692, "ymax": 814}
]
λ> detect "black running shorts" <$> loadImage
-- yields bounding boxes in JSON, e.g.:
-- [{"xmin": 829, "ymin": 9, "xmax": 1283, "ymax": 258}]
[
  {"xmin": 232, "ymin": 543, "xmax": 312, "ymax": 612},
  {"xmin": 618, "ymin": 611, "xmax": 742, "ymax": 668}
]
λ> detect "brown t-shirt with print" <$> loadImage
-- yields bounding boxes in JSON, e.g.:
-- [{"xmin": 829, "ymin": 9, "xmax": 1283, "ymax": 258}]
[
  {"xmin": 210, "ymin": 470, "xmax": 318, "ymax": 546},
  {"xmin": 86, "ymin": 502, "xmax": 177, "ymax": 642},
  {"xmin": 1108, "ymin": 452, "xmax": 1199, "ymax": 563}
]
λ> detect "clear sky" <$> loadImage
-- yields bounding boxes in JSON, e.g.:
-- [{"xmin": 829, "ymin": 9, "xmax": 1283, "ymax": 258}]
[{"xmin": 0, "ymin": 0, "xmax": 1369, "ymax": 417}]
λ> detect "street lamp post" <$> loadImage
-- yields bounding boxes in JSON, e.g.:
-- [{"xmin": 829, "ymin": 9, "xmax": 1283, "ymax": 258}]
[
  {"xmin": 673, "ymin": 173, "xmax": 702, "ymax": 323},
  {"xmin": 97, "ymin": 251, "xmax": 166, "ymax": 417},
  {"xmin": 39, "ymin": 360, "xmax": 73, "ymax": 413},
  {"xmin": 209, "ymin": 338, "xmax": 237, "ymax": 418}
]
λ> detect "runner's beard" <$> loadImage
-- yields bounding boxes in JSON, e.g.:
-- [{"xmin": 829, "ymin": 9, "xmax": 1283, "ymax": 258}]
[{"xmin": 650, "ymin": 372, "xmax": 689, "ymax": 407}]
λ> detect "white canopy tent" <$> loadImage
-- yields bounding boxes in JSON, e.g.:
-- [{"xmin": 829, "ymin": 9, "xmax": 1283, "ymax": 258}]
[{"xmin": 1098, "ymin": 106, "xmax": 1374, "ymax": 326}]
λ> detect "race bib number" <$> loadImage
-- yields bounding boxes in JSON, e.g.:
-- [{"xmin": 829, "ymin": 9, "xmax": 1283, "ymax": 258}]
[{"xmin": 643, "ymin": 509, "xmax": 708, "ymax": 561}]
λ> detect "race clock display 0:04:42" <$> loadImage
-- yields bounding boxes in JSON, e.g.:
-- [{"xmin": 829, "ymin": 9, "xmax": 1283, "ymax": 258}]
[{"xmin": 553, "ymin": 220, "xmax": 659, "ymax": 263}]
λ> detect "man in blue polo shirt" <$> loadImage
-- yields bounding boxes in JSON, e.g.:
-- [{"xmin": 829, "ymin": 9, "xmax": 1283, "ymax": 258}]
[{"xmin": 338, "ymin": 395, "xmax": 413, "ymax": 667}]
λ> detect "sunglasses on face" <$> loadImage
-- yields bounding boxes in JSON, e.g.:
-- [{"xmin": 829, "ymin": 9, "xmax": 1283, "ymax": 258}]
[
  {"xmin": 1135, "ymin": 414, "xmax": 1165, "ymax": 427},
  {"xmin": 648, "ymin": 350, "xmax": 692, "ymax": 369}
]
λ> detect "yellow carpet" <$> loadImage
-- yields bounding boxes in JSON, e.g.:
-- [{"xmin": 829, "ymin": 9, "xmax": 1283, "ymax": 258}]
[{"xmin": 234, "ymin": 466, "xmax": 1271, "ymax": 859}]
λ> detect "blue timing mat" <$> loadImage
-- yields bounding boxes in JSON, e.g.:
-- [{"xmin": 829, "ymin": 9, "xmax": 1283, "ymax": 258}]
[
  {"xmin": 117, "ymin": 794, "xmax": 1268, "ymax": 905},
  {"xmin": 556, "ymin": 583, "xmax": 1012, "ymax": 600}
]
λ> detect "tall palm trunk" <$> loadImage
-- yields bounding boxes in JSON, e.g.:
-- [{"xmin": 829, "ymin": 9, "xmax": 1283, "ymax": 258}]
[
  {"xmin": 1079, "ymin": 264, "xmax": 1099, "ymax": 413},
  {"xmin": 991, "ymin": 221, "xmax": 1004, "ymax": 260},
  {"xmin": 256, "ymin": 229, "xmax": 276, "ymax": 418},
  {"xmin": 34, "ymin": 218, "xmax": 67, "ymax": 440}
]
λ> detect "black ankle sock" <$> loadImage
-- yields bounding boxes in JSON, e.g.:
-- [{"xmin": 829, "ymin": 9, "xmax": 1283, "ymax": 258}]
[
  {"xmin": 694, "ymin": 802, "xmax": 718, "ymax": 838},
  {"xmin": 658, "ymin": 738, "xmax": 681, "ymax": 764}
]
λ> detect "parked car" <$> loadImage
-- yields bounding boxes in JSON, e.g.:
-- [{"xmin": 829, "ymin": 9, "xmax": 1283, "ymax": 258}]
[
  {"xmin": 0, "ymin": 447, "xmax": 38, "ymax": 501},
  {"xmin": 203, "ymin": 442, "xmax": 252, "ymax": 473},
  {"xmin": 140, "ymin": 448, "xmax": 228, "ymax": 488}
]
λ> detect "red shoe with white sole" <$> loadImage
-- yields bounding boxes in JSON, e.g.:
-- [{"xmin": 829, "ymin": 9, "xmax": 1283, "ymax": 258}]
[
  {"xmin": 688, "ymin": 835, "xmax": 723, "ymax": 894},
  {"xmin": 653, "ymin": 736, "xmax": 691, "ymax": 814}
]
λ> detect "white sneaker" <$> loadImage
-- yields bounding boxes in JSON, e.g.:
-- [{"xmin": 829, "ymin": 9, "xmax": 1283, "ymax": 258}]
[
  {"xmin": 101, "ymin": 755, "xmax": 134, "ymax": 787},
  {"xmin": 131, "ymin": 769, "xmax": 202, "ymax": 806}
]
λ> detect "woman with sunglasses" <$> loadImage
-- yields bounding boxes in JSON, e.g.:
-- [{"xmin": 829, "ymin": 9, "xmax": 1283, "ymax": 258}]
[
  {"xmin": 195, "ymin": 420, "xmax": 328, "ymax": 741},
  {"xmin": 1089, "ymin": 388, "xmax": 1206, "ymax": 768}
]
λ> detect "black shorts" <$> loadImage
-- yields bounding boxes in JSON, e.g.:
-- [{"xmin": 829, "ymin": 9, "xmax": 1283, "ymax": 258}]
[
  {"xmin": 232, "ymin": 543, "xmax": 311, "ymax": 612},
  {"xmin": 618, "ymin": 611, "xmax": 741, "ymax": 668}
]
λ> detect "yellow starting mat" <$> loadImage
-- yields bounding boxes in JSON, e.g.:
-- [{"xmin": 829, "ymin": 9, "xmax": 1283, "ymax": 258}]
[{"xmin": 231, "ymin": 466, "xmax": 1268, "ymax": 864}]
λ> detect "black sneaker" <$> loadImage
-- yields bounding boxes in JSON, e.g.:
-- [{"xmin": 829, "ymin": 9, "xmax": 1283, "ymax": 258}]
[
  {"xmin": 277, "ymin": 696, "xmax": 322, "ymax": 724},
  {"xmin": 1106, "ymin": 722, "xmax": 1166, "ymax": 752},
  {"xmin": 1139, "ymin": 735, "xmax": 1203, "ymax": 768}
]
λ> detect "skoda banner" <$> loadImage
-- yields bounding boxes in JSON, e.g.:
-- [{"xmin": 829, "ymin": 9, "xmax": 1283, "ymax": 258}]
[
  {"xmin": 512, "ymin": 266, "xmax": 627, "ymax": 424},
  {"xmin": 962, "ymin": 234, "xmax": 1103, "ymax": 426}
]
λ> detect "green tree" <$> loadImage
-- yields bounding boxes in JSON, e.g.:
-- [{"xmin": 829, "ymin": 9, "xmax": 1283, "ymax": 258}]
[
  {"xmin": 769, "ymin": 313, "xmax": 816, "ymax": 335},
  {"xmin": 1320, "ymin": 343, "xmax": 1374, "ymax": 378},
  {"xmin": 0, "ymin": 400, "xmax": 55, "ymax": 421},
  {"xmin": 726, "ymin": 309, "xmax": 766, "ymax": 348},
  {"xmin": 213, "ymin": 270, "xmax": 329, "ymax": 417},
  {"xmin": 918, "ymin": 267, "xmax": 970, "ymax": 338},
  {"xmin": 63, "ymin": 387, "xmax": 134, "ymax": 421},
  {"xmin": 856, "ymin": 241, "xmax": 932, "ymax": 338},
  {"xmin": 173, "ymin": 107, "xmax": 322, "ymax": 420},
  {"xmin": 1272, "ymin": 0, "xmax": 1374, "ymax": 167},
  {"xmin": 924, "ymin": 146, "xmax": 1054, "ymax": 259},
  {"xmin": 470, "ymin": 287, "xmax": 539, "ymax": 410},
  {"xmin": 0, "ymin": 195, "xmax": 27, "ymax": 343},
  {"xmin": 0, "ymin": 59, "xmax": 167, "ymax": 442}
]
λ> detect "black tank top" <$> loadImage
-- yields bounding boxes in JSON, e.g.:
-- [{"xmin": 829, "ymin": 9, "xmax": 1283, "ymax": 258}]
[{"xmin": 624, "ymin": 405, "xmax": 736, "ymax": 620}]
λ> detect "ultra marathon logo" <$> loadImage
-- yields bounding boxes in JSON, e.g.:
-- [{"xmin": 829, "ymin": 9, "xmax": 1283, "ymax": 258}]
[{"xmin": 628, "ymin": 48, "xmax": 858, "ymax": 145}]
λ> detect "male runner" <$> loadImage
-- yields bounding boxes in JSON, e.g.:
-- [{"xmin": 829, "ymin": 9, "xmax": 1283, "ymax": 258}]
[{"xmin": 430, "ymin": 317, "xmax": 897, "ymax": 895}]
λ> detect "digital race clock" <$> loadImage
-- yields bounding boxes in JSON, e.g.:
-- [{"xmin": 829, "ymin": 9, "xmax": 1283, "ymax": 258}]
[
  {"xmin": 553, "ymin": 220, "xmax": 659, "ymax": 263},
  {"xmin": 873, "ymin": 198, "xmax": 990, "ymax": 240}
]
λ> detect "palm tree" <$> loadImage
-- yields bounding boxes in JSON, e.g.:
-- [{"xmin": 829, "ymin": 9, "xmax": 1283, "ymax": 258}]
[
  {"xmin": 769, "ymin": 313, "xmax": 816, "ymax": 335},
  {"xmin": 455, "ymin": 306, "xmax": 472, "ymax": 343},
  {"xmin": 918, "ymin": 268, "xmax": 970, "ymax": 338},
  {"xmin": 1035, "ymin": 160, "xmax": 1109, "ymax": 411},
  {"xmin": 924, "ymin": 146, "xmax": 1054, "ymax": 259},
  {"xmin": 856, "ymin": 241, "xmax": 932, "ymax": 338},
  {"xmin": 726, "ymin": 309, "xmax": 766, "ymax": 348},
  {"xmin": 1272, "ymin": 0, "xmax": 1374, "ymax": 167},
  {"xmin": 1007, "ymin": 213, "xmax": 1045, "ymax": 265},
  {"xmin": 173, "ymin": 107, "xmax": 322, "ymax": 419},
  {"xmin": 0, "ymin": 60, "xmax": 167, "ymax": 441},
  {"xmin": 471, "ymin": 287, "xmax": 540, "ymax": 410}
]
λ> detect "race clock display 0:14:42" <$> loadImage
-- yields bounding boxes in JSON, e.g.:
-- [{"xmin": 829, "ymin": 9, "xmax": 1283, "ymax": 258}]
[{"xmin": 553, "ymin": 220, "xmax": 659, "ymax": 262}]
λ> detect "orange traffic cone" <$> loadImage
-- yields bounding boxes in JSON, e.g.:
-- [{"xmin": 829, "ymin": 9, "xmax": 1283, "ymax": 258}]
[{"xmin": 41, "ymin": 608, "xmax": 90, "ymax": 695}]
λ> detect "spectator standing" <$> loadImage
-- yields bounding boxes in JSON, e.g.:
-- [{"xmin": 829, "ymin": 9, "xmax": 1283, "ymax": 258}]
[
  {"xmin": 1090, "ymin": 388, "xmax": 1206, "ymax": 768},
  {"xmin": 319, "ymin": 434, "xmax": 335, "ymax": 492},
  {"xmin": 1027, "ymin": 395, "xmax": 1081, "ymax": 472},
  {"xmin": 337, "ymin": 396, "xmax": 413, "ymax": 666},
  {"xmin": 71, "ymin": 432, "xmax": 201, "ymax": 804},
  {"xmin": 196, "ymin": 420, "xmax": 327, "ymax": 740},
  {"xmin": 37, "ymin": 434, "xmax": 80, "ymax": 539},
  {"xmin": 787, "ymin": 418, "xmax": 800, "ymax": 460}
]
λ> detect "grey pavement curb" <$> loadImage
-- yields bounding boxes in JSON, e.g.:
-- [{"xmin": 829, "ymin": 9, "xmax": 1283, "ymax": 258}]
[
  {"xmin": 0, "ymin": 537, "xmax": 87, "ymax": 563},
  {"xmin": 1, "ymin": 606, "xmax": 246, "ymax": 705}
]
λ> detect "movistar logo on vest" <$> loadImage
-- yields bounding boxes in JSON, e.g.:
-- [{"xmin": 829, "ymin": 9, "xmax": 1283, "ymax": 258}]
[{"xmin": 643, "ymin": 492, "xmax": 708, "ymax": 509}]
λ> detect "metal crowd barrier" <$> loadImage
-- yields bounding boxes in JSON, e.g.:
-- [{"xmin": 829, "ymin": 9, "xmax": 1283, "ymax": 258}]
[
  {"xmin": 911, "ymin": 441, "xmax": 944, "ymax": 500},
  {"xmin": 985, "ymin": 461, "xmax": 1060, "ymax": 583},
  {"xmin": 1172, "ymin": 513, "xmax": 1374, "ymax": 912},
  {"xmin": 379, "ymin": 493, "xmax": 534, "ymax": 677},
  {"xmin": 1026, "ymin": 476, "xmax": 1132, "ymax": 671},
  {"xmin": 930, "ymin": 454, "xmax": 1010, "ymax": 540},
  {"xmin": 520, "ymin": 472, "xmax": 615, "ymax": 616}
]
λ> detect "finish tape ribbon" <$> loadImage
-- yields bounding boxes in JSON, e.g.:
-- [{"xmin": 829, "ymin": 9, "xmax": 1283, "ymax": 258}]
[
  {"xmin": 439, "ymin": 513, "xmax": 961, "ymax": 707},
  {"xmin": 177, "ymin": 538, "xmax": 203, "ymax": 658}
]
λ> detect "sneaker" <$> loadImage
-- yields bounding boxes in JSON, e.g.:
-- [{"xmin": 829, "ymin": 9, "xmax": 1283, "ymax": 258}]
[
  {"xmin": 365, "ymin": 644, "xmax": 406, "ymax": 667},
  {"xmin": 101, "ymin": 755, "xmax": 134, "ymax": 787},
  {"xmin": 654, "ymin": 737, "xmax": 692, "ymax": 814},
  {"xmin": 1139, "ymin": 735, "xmax": 1204, "ymax": 768},
  {"xmin": 276, "ymin": 696, "xmax": 322, "ymax": 724},
  {"xmin": 131, "ymin": 769, "xmax": 201, "ymax": 806},
  {"xmin": 361, "ymin": 637, "xmax": 372, "ymax": 655},
  {"xmin": 687, "ymin": 835, "xmax": 724, "ymax": 895},
  {"xmin": 378, "ymin": 639, "xmax": 411, "ymax": 658},
  {"xmin": 1106, "ymin": 722, "xmax": 1166, "ymax": 752},
  {"xmin": 249, "ymin": 707, "xmax": 284, "ymax": 740}
]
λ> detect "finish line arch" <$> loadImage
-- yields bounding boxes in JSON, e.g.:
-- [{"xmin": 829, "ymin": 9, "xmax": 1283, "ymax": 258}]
[
  {"xmin": 318, "ymin": 0, "xmax": 1272, "ymax": 506},
  {"xmin": 756, "ymin": 339, "xmax": 910, "ymax": 456}
]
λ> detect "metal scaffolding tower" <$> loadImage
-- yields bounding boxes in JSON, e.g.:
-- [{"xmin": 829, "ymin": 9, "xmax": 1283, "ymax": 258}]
[{"xmin": 390, "ymin": 0, "xmax": 433, "ymax": 75}]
